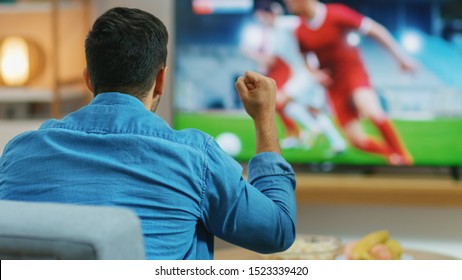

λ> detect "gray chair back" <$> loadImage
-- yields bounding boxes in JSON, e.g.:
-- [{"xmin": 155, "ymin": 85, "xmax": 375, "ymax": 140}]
[{"xmin": 0, "ymin": 200, "xmax": 145, "ymax": 260}]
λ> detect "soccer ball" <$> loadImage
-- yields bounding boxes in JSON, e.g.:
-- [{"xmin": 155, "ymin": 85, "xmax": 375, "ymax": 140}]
[{"xmin": 216, "ymin": 132, "xmax": 242, "ymax": 156}]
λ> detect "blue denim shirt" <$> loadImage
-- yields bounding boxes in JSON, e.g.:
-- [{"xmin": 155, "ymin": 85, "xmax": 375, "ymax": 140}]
[{"xmin": 0, "ymin": 92, "xmax": 296, "ymax": 259}]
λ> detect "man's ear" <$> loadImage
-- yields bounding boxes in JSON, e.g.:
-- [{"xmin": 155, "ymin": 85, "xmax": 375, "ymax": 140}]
[
  {"xmin": 83, "ymin": 67, "xmax": 94, "ymax": 93},
  {"xmin": 153, "ymin": 67, "xmax": 167, "ymax": 98}
]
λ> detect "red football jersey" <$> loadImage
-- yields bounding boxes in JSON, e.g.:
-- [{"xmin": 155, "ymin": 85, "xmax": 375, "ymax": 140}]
[
  {"xmin": 295, "ymin": 3, "xmax": 372, "ymax": 126},
  {"xmin": 296, "ymin": 3, "xmax": 371, "ymax": 90}
]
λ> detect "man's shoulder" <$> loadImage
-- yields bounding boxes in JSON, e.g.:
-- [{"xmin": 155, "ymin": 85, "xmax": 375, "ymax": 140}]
[
  {"xmin": 171, "ymin": 128, "xmax": 214, "ymax": 151},
  {"xmin": 1, "ymin": 128, "xmax": 42, "ymax": 159},
  {"xmin": 41, "ymin": 116, "xmax": 214, "ymax": 152}
]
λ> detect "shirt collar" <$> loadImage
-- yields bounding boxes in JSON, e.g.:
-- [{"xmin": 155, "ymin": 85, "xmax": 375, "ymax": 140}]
[{"xmin": 91, "ymin": 92, "xmax": 146, "ymax": 108}]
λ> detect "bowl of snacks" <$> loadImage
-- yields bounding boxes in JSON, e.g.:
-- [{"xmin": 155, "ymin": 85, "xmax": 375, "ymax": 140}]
[
  {"xmin": 262, "ymin": 234, "xmax": 341, "ymax": 260},
  {"xmin": 341, "ymin": 230, "xmax": 404, "ymax": 260}
]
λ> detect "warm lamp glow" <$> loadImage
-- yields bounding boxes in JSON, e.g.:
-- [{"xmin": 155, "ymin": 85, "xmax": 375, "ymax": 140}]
[{"xmin": 0, "ymin": 36, "xmax": 30, "ymax": 86}]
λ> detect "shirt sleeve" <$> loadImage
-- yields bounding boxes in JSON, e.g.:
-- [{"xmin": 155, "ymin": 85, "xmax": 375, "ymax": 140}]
[
  {"xmin": 331, "ymin": 4, "xmax": 364, "ymax": 31},
  {"xmin": 200, "ymin": 138, "xmax": 296, "ymax": 254}
]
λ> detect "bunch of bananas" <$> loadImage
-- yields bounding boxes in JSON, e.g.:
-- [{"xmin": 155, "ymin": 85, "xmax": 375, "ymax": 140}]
[{"xmin": 346, "ymin": 230, "xmax": 403, "ymax": 260}]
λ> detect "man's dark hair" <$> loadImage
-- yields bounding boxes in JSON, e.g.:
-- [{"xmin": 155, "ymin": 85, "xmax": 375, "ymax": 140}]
[{"xmin": 85, "ymin": 7, "xmax": 168, "ymax": 99}]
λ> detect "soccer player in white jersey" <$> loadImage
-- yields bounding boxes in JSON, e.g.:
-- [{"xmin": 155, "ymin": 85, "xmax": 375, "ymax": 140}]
[{"xmin": 241, "ymin": 0, "xmax": 346, "ymax": 154}]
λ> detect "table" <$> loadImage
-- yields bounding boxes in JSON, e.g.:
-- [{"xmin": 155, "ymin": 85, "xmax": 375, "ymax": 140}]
[{"xmin": 215, "ymin": 246, "xmax": 458, "ymax": 260}]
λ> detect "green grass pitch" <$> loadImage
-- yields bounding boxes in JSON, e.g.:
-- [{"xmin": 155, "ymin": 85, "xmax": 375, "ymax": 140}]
[{"xmin": 174, "ymin": 112, "xmax": 462, "ymax": 166}]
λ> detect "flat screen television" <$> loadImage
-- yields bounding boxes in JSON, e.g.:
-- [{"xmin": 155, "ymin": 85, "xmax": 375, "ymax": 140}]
[{"xmin": 172, "ymin": 0, "xmax": 462, "ymax": 170}]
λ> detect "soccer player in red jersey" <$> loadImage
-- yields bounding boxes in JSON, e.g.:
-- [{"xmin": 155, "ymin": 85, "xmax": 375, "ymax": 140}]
[{"xmin": 284, "ymin": 0, "xmax": 418, "ymax": 165}]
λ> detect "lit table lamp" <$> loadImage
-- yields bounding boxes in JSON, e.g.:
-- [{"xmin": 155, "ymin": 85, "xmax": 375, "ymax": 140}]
[{"xmin": 0, "ymin": 35, "xmax": 43, "ymax": 86}]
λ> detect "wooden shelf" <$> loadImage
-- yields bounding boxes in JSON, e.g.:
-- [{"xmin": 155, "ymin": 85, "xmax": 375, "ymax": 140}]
[
  {"xmin": 0, "ymin": 2, "xmax": 81, "ymax": 14},
  {"xmin": 0, "ymin": 0, "xmax": 91, "ymax": 118},
  {"xmin": 295, "ymin": 173, "xmax": 462, "ymax": 207},
  {"xmin": 0, "ymin": 84, "xmax": 87, "ymax": 103}
]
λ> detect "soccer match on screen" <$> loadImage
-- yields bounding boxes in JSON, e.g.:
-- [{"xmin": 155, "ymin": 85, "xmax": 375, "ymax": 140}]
[{"xmin": 173, "ymin": 0, "xmax": 462, "ymax": 167}]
